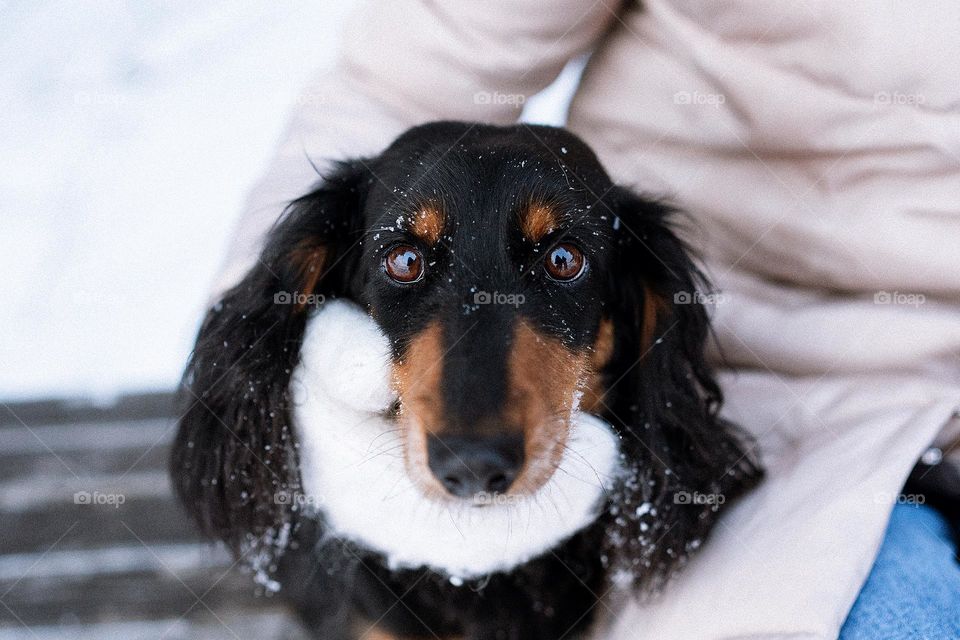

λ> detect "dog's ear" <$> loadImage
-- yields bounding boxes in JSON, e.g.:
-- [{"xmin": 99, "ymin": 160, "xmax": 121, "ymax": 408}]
[
  {"xmin": 600, "ymin": 187, "xmax": 762, "ymax": 586},
  {"xmin": 171, "ymin": 160, "xmax": 370, "ymax": 557}
]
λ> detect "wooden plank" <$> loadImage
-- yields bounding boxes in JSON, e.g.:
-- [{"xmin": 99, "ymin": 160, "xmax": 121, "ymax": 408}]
[
  {"xmin": 0, "ymin": 393, "xmax": 176, "ymax": 428},
  {"xmin": 0, "ymin": 494, "xmax": 200, "ymax": 554},
  {"xmin": 0, "ymin": 609, "xmax": 310, "ymax": 640},
  {"xmin": 0, "ymin": 543, "xmax": 229, "ymax": 582},
  {"xmin": 0, "ymin": 418, "xmax": 174, "ymax": 455},
  {"xmin": 0, "ymin": 544, "xmax": 265, "ymax": 626},
  {"xmin": 0, "ymin": 392, "xmax": 308, "ymax": 637},
  {"xmin": 0, "ymin": 445, "xmax": 170, "ymax": 482}
]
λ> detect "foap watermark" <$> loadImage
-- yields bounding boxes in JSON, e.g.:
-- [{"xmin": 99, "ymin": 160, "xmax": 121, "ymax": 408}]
[
  {"xmin": 473, "ymin": 91, "xmax": 526, "ymax": 106},
  {"xmin": 274, "ymin": 491, "xmax": 325, "ymax": 509},
  {"xmin": 474, "ymin": 290, "xmax": 525, "ymax": 308},
  {"xmin": 472, "ymin": 491, "xmax": 524, "ymax": 507},
  {"xmin": 295, "ymin": 93, "xmax": 328, "ymax": 107},
  {"xmin": 874, "ymin": 491, "xmax": 925, "ymax": 506},
  {"xmin": 74, "ymin": 490, "xmax": 125, "ymax": 508},
  {"xmin": 874, "ymin": 291, "xmax": 925, "ymax": 307},
  {"xmin": 673, "ymin": 90, "xmax": 726, "ymax": 107},
  {"xmin": 274, "ymin": 291, "xmax": 326, "ymax": 307},
  {"xmin": 673, "ymin": 291, "xmax": 727, "ymax": 305},
  {"xmin": 874, "ymin": 91, "xmax": 926, "ymax": 106},
  {"xmin": 674, "ymin": 490, "xmax": 725, "ymax": 506}
]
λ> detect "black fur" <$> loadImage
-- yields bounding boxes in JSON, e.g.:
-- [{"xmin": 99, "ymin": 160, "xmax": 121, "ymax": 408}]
[
  {"xmin": 171, "ymin": 162, "xmax": 368, "ymax": 555},
  {"xmin": 596, "ymin": 188, "xmax": 762, "ymax": 589},
  {"xmin": 171, "ymin": 122, "xmax": 762, "ymax": 639}
]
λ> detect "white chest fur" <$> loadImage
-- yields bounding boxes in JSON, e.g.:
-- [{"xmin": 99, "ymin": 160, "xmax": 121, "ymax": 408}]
[{"xmin": 289, "ymin": 301, "xmax": 622, "ymax": 579}]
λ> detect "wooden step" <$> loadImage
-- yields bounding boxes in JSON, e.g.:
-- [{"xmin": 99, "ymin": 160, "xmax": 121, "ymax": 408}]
[
  {"xmin": 0, "ymin": 417, "xmax": 195, "ymax": 554},
  {"xmin": 0, "ymin": 543, "xmax": 286, "ymax": 627},
  {"xmin": 0, "ymin": 392, "xmax": 308, "ymax": 637},
  {"xmin": 0, "ymin": 609, "xmax": 310, "ymax": 640},
  {"xmin": 0, "ymin": 417, "xmax": 174, "ymax": 481},
  {"xmin": 0, "ymin": 444, "xmax": 169, "ymax": 482},
  {"xmin": 0, "ymin": 393, "xmax": 176, "ymax": 428},
  {"xmin": 0, "ymin": 418, "xmax": 174, "ymax": 454},
  {"xmin": 0, "ymin": 495, "xmax": 200, "ymax": 555}
]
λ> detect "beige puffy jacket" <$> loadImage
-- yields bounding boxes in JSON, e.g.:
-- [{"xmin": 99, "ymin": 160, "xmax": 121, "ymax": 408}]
[{"xmin": 215, "ymin": 2, "xmax": 960, "ymax": 638}]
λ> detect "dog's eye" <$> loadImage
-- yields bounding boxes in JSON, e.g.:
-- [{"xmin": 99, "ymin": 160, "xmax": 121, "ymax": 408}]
[
  {"xmin": 384, "ymin": 244, "xmax": 424, "ymax": 283},
  {"xmin": 544, "ymin": 244, "xmax": 585, "ymax": 281}
]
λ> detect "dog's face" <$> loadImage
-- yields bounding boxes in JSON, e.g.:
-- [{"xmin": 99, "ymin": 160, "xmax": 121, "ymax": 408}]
[
  {"xmin": 172, "ymin": 122, "xmax": 760, "ymax": 588},
  {"xmin": 340, "ymin": 125, "xmax": 618, "ymax": 500}
]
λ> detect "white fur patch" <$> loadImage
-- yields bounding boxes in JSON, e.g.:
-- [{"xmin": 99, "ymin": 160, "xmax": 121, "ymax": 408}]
[{"xmin": 290, "ymin": 300, "xmax": 622, "ymax": 579}]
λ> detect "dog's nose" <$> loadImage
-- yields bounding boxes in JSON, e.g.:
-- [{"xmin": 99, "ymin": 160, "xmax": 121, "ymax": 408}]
[{"xmin": 427, "ymin": 434, "xmax": 524, "ymax": 499}]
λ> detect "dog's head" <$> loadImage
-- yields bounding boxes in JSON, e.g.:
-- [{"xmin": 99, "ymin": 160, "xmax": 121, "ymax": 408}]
[{"xmin": 172, "ymin": 122, "xmax": 760, "ymax": 585}]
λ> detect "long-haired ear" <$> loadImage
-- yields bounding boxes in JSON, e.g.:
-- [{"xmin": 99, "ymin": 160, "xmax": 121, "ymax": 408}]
[
  {"xmin": 600, "ymin": 186, "xmax": 762, "ymax": 588},
  {"xmin": 170, "ymin": 160, "xmax": 370, "ymax": 559}
]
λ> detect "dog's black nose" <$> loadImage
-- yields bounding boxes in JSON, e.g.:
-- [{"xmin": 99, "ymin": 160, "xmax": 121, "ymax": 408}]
[{"xmin": 427, "ymin": 434, "xmax": 524, "ymax": 499}]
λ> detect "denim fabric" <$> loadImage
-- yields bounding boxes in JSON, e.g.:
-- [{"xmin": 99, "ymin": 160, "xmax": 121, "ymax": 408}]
[{"xmin": 840, "ymin": 503, "xmax": 960, "ymax": 639}]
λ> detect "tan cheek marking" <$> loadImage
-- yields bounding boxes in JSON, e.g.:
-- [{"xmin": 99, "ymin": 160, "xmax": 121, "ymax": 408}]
[
  {"xmin": 357, "ymin": 626, "xmax": 396, "ymax": 640},
  {"xmin": 408, "ymin": 203, "xmax": 445, "ymax": 245},
  {"xmin": 506, "ymin": 321, "xmax": 589, "ymax": 494},
  {"xmin": 391, "ymin": 322, "xmax": 450, "ymax": 498},
  {"xmin": 579, "ymin": 318, "xmax": 614, "ymax": 413},
  {"xmin": 640, "ymin": 284, "xmax": 668, "ymax": 353},
  {"xmin": 354, "ymin": 624, "xmax": 439, "ymax": 640},
  {"xmin": 520, "ymin": 202, "xmax": 558, "ymax": 243},
  {"xmin": 359, "ymin": 628, "xmax": 463, "ymax": 640},
  {"xmin": 288, "ymin": 240, "xmax": 328, "ymax": 312}
]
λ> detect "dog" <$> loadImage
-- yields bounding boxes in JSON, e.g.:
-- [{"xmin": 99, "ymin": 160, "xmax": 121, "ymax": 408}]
[{"xmin": 171, "ymin": 122, "xmax": 762, "ymax": 639}]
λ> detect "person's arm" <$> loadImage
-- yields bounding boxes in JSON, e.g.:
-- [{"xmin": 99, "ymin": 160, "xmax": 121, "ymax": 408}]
[{"xmin": 213, "ymin": 0, "xmax": 616, "ymax": 294}]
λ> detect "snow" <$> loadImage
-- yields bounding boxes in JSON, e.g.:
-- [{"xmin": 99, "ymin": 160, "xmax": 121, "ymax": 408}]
[
  {"xmin": 0, "ymin": 1, "xmax": 358, "ymax": 400},
  {"xmin": 0, "ymin": 4, "xmax": 580, "ymax": 401}
]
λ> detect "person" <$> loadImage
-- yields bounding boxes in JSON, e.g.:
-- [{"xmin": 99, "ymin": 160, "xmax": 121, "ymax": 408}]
[{"xmin": 212, "ymin": 2, "xmax": 960, "ymax": 637}]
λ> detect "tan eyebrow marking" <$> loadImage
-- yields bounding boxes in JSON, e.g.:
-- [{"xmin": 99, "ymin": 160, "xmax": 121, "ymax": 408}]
[
  {"xmin": 520, "ymin": 202, "xmax": 558, "ymax": 243},
  {"xmin": 408, "ymin": 203, "xmax": 445, "ymax": 245}
]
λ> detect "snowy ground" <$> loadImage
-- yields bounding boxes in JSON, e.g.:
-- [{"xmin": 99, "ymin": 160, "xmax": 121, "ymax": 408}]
[{"xmin": 0, "ymin": 2, "xmax": 577, "ymax": 401}]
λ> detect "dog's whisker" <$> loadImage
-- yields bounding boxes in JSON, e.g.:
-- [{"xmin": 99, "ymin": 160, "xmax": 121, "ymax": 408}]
[
  {"xmin": 446, "ymin": 504, "xmax": 466, "ymax": 540},
  {"xmin": 381, "ymin": 472, "xmax": 418, "ymax": 502},
  {"xmin": 364, "ymin": 426, "xmax": 403, "ymax": 449},
  {"xmin": 355, "ymin": 443, "xmax": 406, "ymax": 467},
  {"xmin": 559, "ymin": 442, "xmax": 614, "ymax": 497}
]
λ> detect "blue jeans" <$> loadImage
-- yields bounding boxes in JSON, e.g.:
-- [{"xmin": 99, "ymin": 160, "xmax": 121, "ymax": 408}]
[{"xmin": 840, "ymin": 503, "xmax": 960, "ymax": 639}]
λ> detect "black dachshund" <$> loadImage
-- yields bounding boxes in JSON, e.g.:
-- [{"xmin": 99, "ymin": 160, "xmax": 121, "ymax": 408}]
[{"xmin": 172, "ymin": 122, "xmax": 762, "ymax": 640}]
